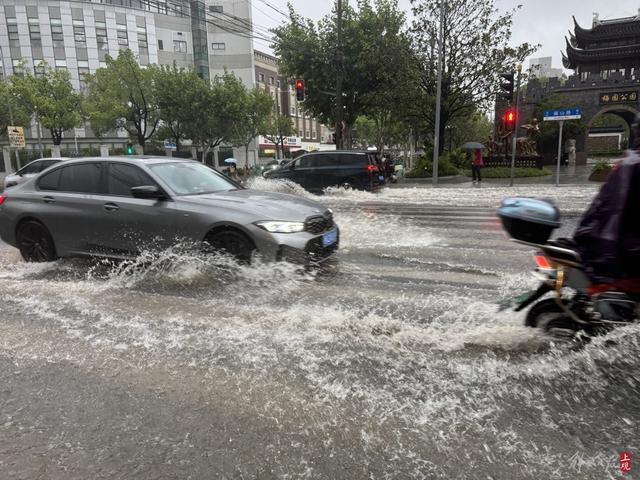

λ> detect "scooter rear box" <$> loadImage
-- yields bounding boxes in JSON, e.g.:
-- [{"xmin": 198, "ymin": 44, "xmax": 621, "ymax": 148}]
[{"xmin": 497, "ymin": 197, "xmax": 561, "ymax": 244}]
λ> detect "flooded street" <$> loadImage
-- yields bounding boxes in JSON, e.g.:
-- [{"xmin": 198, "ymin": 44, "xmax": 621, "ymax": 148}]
[{"xmin": 1, "ymin": 183, "xmax": 638, "ymax": 479}]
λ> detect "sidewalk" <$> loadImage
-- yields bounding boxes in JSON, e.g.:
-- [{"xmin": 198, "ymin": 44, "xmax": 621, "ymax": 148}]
[{"xmin": 395, "ymin": 164, "xmax": 593, "ymax": 188}]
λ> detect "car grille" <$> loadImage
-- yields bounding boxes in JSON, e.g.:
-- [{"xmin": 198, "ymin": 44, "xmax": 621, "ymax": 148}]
[
  {"xmin": 304, "ymin": 214, "xmax": 333, "ymax": 234},
  {"xmin": 306, "ymin": 235, "xmax": 339, "ymax": 261}
]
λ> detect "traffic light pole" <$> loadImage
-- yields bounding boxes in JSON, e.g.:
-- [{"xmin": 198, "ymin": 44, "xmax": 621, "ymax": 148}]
[{"xmin": 509, "ymin": 64, "xmax": 522, "ymax": 187}]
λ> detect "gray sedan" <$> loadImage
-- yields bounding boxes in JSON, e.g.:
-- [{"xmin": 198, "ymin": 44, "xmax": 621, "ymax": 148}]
[{"xmin": 0, "ymin": 157, "xmax": 339, "ymax": 264}]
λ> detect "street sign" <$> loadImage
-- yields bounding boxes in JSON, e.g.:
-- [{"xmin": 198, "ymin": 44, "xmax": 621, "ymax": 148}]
[
  {"xmin": 163, "ymin": 139, "xmax": 177, "ymax": 150},
  {"xmin": 543, "ymin": 107, "xmax": 582, "ymax": 121},
  {"xmin": 7, "ymin": 126, "xmax": 25, "ymax": 148},
  {"xmin": 542, "ymin": 107, "xmax": 581, "ymax": 187}
]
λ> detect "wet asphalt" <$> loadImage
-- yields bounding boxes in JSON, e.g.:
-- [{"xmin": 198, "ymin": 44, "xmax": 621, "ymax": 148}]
[{"xmin": 0, "ymin": 180, "xmax": 638, "ymax": 479}]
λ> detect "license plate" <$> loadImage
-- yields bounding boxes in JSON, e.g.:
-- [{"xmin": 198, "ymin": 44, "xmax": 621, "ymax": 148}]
[
  {"xmin": 497, "ymin": 290, "xmax": 537, "ymax": 312},
  {"xmin": 378, "ymin": 175, "xmax": 385, "ymax": 182},
  {"xmin": 322, "ymin": 229, "xmax": 338, "ymax": 247}
]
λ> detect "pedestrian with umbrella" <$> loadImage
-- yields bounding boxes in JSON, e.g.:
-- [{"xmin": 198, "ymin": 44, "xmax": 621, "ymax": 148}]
[
  {"xmin": 462, "ymin": 142, "xmax": 486, "ymax": 185},
  {"xmin": 225, "ymin": 158, "xmax": 241, "ymax": 183}
]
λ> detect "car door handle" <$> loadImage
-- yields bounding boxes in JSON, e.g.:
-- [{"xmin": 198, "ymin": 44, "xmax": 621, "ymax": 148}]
[
  {"xmin": 43, "ymin": 196, "xmax": 56, "ymax": 204},
  {"xmin": 103, "ymin": 203, "xmax": 120, "ymax": 212}
]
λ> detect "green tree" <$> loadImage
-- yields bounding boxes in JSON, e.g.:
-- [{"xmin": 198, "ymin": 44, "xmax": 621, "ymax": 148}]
[
  {"xmin": 155, "ymin": 64, "xmax": 204, "ymax": 152},
  {"xmin": 185, "ymin": 71, "xmax": 246, "ymax": 164},
  {"xmin": 446, "ymin": 110, "xmax": 493, "ymax": 150},
  {"xmin": 265, "ymin": 114, "xmax": 294, "ymax": 160},
  {"xmin": 273, "ymin": 0, "xmax": 419, "ymax": 148},
  {"xmin": 85, "ymin": 49, "xmax": 159, "ymax": 152},
  {"xmin": 230, "ymin": 86, "xmax": 273, "ymax": 169},
  {"xmin": 0, "ymin": 81, "xmax": 30, "ymax": 139},
  {"xmin": 411, "ymin": 0, "xmax": 537, "ymax": 153},
  {"xmin": 11, "ymin": 62, "xmax": 83, "ymax": 145},
  {"xmin": 353, "ymin": 112, "xmax": 409, "ymax": 154}
]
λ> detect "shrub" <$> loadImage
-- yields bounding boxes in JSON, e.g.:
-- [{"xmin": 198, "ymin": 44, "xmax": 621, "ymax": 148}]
[
  {"xmin": 448, "ymin": 148, "xmax": 471, "ymax": 170},
  {"xmin": 462, "ymin": 167, "xmax": 552, "ymax": 178},
  {"xmin": 406, "ymin": 154, "xmax": 459, "ymax": 178},
  {"xmin": 591, "ymin": 159, "xmax": 613, "ymax": 174}
]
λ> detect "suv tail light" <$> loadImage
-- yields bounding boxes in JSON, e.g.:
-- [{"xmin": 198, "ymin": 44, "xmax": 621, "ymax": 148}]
[
  {"xmin": 366, "ymin": 164, "xmax": 378, "ymax": 172},
  {"xmin": 0, "ymin": 194, "xmax": 6, "ymax": 205}
]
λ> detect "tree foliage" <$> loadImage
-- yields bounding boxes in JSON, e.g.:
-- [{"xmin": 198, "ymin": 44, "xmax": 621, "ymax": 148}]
[
  {"xmin": 11, "ymin": 62, "xmax": 83, "ymax": 145},
  {"xmin": 411, "ymin": 0, "xmax": 538, "ymax": 152},
  {"xmin": 0, "ymin": 81, "xmax": 31, "ymax": 139},
  {"xmin": 154, "ymin": 64, "xmax": 204, "ymax": 152},
  {"xmin": 230, "ymin": 86, "xmax": 274, "ymax": 168},
  {"xmin": 85, "ymin": 49, "xmax": 159, "ymax": 151},
  {"xmin": 273, "ymin": 0, "xmax": 419, "ymax": 147},
  {"xmin": 265, "ymin": 114, "xmax": 294, "ymax": 159}
]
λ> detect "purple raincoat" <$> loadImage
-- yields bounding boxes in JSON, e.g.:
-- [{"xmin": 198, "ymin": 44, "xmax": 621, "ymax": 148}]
[{"xmin": 574, "ymin": 150, "xmax": 640, "ymax": 285}]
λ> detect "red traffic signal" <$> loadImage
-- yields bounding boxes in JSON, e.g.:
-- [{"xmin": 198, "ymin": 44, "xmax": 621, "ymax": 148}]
[
  {"xmin": 295, "ymin": 79, "xmax": 305, "ymax": 101},
  {"xmin": 503, "ymin": 108, "xmax": 517, "ymax": 131}
]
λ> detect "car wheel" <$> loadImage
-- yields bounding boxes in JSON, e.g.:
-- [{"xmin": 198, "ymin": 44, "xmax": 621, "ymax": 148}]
[
  {"xmin": 16, "ymin": 220, "xmax": 57, "ymax": 262},
  {"xmin": 340, "ymin": 181, "xmax": 355, "ymax": 191},
  {"xmin": 205, "ymin": 230, "xmax": 256, "ymax": 264}
]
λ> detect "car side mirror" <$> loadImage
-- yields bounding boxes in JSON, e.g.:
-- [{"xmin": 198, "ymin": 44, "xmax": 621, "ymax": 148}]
[
  {"xmin": 289, "ymin": 163, "xmax": 296, "ymax": 170},
  {"xmin": 131, "ymin": 185, "xmax": 166, "ymax": 200}
]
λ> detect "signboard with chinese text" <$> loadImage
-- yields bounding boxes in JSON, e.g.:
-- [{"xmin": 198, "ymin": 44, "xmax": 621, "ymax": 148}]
[
  {"xmin": 543, "ymin": 108, "xmax": 582, "ymax": 122},
  {"xmin": 7, "ymin": 126, "xmax": 25, "ymax": 148},
  {"xmin": 600, "ymin": 91, "xmax": 638, "ymax": 105}
]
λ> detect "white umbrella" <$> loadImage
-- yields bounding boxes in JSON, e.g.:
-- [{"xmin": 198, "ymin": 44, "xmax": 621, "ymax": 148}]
[{"xmin": 224, "ymin": 158, "xmax": 238, "ymax": 164}]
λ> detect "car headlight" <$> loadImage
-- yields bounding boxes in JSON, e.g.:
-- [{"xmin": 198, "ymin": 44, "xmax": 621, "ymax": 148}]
[{"xmin": 255, "ymin": 221, "xmax": 305, "ymax": 233}]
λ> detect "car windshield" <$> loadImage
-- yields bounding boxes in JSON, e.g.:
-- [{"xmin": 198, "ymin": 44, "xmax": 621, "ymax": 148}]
[{"xmin": 149, "ymin": 162, "xmax": 238, "ymax": 195}]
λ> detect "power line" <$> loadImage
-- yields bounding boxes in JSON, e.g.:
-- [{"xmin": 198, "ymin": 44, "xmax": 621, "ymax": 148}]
[{"xmin": 255, "ymin": 0, "xmax": 289, "ymax": 19}]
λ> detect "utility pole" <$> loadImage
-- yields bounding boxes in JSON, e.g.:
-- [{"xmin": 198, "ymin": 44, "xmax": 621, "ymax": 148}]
[
  {"xmin": 432, "ymin": 0, "xmax": 445, "ymax": 185},
  {"xmin": 509, "ymin": 64, "xmax": 522, "ymax": 187},
  {"xmin": 275, "ymin": 86, "xmax": 282, "ymax": 160},
  {"xmin": 335, "ymin": 0, "xmax": 344, "ymax": 150}
]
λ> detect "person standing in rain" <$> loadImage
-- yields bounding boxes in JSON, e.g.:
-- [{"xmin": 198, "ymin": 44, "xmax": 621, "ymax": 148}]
[{"xmin": 472, "ymin": 147, "xmax": 484, "ymax": 184}]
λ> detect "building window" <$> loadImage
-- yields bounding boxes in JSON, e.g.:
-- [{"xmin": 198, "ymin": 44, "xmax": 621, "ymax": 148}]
[
  {"xmin": 12, "ymin": 59, "xmax": 22, "ymax": 75},
  {"xmin": 137, "ymin": 27, "xmax": 148, "ymax": 49},
  {"xmin": 299, "ymin": 130, "xmax": 303, "ymax": 137},
  {"xmin": 34, "ymin": 64, "xmax": 46, "ymax": 77},
  {"xmin": 291, "ymin": 106, "xmax": 295, "ymax": 115},
  {"xmin": 211, "ymin": 42, "xmax": 225, "ymax": 50},
  {"xmin": 51, "ymin": 21, "xmax": 64, "ymax": 48},
  {"xmin": 96, "ymin": 22, "xmax": 108, "ymax": 52},
  {"xmin": 312, "ymin": 131, "xmax": 317, "ymax": 139},
  {"xmin": 259, "ymin": 73, "xmax": 265, "ymax": 83},
  {"xmin": 74, "ymin": 25, "xmax": 86, "ymax": 45},
  {"xmin": 269, "ymin": 76, "xmax": 274, "ymax": 85},
  {"xmin": 173, "ymin": 40, "xmax": 187, "ymax": 53},
  {"xmin": 7, "ymin": 21, "xmax": 19, "ymax": 47},
  {"xmin": 305, "ymin": 131, "xmax": 310, "ymax": 138},
  {"xmin": 78, "ymin": 61, "xmax": 90, "ymax": 90},
  {"xmin": 209, "ymin": 5, "xmax": 223, "ymax": 13},
  {"xmin": 158, "ymin": 39, "xmax": 164, "ymax": 50},
  {"xmin": 55, "ymin": 59, "xmax": 67, "ymax": 70},
  {"xmin": 117, "ymin": 29, "xmax": 128, "ymax": 47},
  {"xmin": 276, "ymin": 80, "xmax": 280, "ymax": 88}
]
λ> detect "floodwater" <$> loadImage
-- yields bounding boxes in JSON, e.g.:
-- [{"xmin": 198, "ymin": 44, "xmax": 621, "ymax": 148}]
[{"xmin": 0, "ymin": 181, "xmax": 637, "ymax": 479}]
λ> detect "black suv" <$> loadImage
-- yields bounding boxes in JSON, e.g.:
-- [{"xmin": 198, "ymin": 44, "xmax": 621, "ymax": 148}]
[{"xmin": 264, "ymin": 151, "xmax": 384, "ymax": 193}]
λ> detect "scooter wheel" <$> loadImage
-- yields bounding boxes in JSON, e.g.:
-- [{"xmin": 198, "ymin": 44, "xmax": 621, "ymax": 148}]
[{"xmin": 526, "ymin": 299, "xmax": 581, "ymax": 339}]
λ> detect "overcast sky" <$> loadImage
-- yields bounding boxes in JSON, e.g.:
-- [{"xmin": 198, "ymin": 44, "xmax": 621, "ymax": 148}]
[{"xmin": 251, "ymin": 0, "xmax": 640, "ymax": 73}]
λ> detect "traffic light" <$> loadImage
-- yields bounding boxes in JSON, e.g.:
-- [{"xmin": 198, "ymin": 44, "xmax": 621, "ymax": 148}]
[
  {"xmin": 126, "ymin": 143, "xmax": 135, "ymax": 155},
  {"xmin": 503, "ymin": 108, "xmax": 517, "ymax": 131},
  {"xmin": 295, "ymin": 79, "xmax": 305, "ymax": 102},
  {"xmin": 498, "ymin": 73, "xmax": 515, "ymax": 103}
]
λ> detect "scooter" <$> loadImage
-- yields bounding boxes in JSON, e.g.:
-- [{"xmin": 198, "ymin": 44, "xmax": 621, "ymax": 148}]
[{"xmin": 497, "ymin": 197, "xmax": 638, "ymax": 338}]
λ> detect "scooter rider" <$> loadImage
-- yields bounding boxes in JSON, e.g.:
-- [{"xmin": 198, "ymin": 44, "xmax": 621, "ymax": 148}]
[{"xmin": 572, "ymin": 113, "xmax": 640, "ymax": 294}]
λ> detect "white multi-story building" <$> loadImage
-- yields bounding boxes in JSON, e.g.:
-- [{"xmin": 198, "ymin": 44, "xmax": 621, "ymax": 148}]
[
  {"xmin": 529, "ymin": 56, "xmax": 564, "ymax": 79},
  {"xmin": 0, "ymin": 0, "xmax": 256, "ymax": 153}
]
